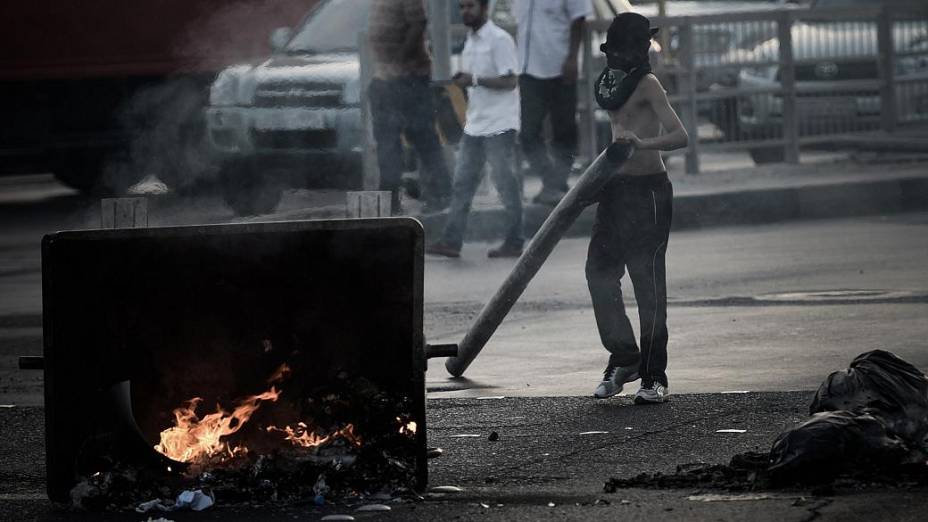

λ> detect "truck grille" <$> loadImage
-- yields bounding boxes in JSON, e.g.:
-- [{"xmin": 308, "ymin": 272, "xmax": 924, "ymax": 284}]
[
  {"xmin": 254, "ymin": 82, "xmax": 343, "ymax": 108},
  {"xmin": 252, "ymin": 129, "xmax": 338, "ymax": 150}
]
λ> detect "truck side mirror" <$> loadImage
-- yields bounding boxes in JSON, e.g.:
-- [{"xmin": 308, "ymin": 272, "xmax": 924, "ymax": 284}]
[{"xmin": 270, "ymin": 27, "xmax": 293, "ymax": 52}]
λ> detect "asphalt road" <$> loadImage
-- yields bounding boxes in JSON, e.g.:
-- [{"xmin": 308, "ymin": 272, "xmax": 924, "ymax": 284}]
[
  {"xmin": 2, "ymin": 175, "xmax": 928, "ymax": 405},
  {"xmin": 2, "ymin": 174, "xmax": 928, "ymax": 521}
]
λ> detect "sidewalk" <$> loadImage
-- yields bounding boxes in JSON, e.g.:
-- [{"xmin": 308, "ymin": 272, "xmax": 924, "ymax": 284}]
[
  {"xmin": 3, "ymin": 392, "xmax": 927, "ymax": 520},
  {"xmin": 410, "ymin": 150, "xmax": 928, "ymax": 242}
]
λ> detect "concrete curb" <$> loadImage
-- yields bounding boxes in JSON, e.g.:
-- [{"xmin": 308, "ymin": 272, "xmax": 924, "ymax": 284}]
[{"xmin": 417, "ymin": 176, "xmax": 928, "ymax": 242}]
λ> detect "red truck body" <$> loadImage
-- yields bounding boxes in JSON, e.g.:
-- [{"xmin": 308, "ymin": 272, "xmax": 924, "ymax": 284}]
[{"xmin": 0, "ymin": 0, "xmax": 315, "ymax": 187}]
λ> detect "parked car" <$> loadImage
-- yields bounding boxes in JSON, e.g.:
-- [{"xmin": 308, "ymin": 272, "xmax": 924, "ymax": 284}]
[
  {"xmin": 206, "ymin": 0, "xmax": 643, "ymax": 215},
  {"xmin": 735, "ymin": 0, "xmax": 928, "ymax": 163}
]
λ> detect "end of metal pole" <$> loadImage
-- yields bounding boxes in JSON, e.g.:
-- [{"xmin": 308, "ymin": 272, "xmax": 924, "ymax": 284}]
[
  {"xmin": 605, "ymin": 142, "xmax": 635, "ymax": 164},
  {"xmin": 445, "ymin": 356, "xmax": 467, "ymax": 378}
]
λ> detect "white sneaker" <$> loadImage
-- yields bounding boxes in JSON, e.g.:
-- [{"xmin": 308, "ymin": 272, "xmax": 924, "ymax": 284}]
[
  {"xmin": 634, "ymin": 382, "xmax": 670, "ymax": 404},
  {"xmin": 593, "ymin": 364, "xmax": 640, "ymax": 399}
]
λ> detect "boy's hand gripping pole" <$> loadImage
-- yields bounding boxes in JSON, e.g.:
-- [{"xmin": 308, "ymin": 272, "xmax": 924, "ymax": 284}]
[{"xmin": 445, "ymin": 142, "xmax": 635, "ymax": 377}]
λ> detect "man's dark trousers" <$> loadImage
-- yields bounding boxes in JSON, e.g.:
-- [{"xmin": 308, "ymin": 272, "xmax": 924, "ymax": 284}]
[
  {"xmin": 369, "ymin": 75, "xmax": 451, "ymax": 206},
  {"xmin": 519, "ymin": 74, "xmax": 579, "ymax": 192},
  {"xmin": 586, "ymin": 172, "xmax": 673, "ymax": 387}
]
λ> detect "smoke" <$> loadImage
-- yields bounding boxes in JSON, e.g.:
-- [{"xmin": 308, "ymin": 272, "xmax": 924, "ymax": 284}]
[{"xmin": 102, "ymin": 0, "xmax": 314, "ymax": 197}]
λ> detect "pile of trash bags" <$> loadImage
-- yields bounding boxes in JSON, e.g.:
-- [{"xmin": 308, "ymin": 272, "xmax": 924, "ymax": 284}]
[{"xmin": 769, "ymin": 350, "xmax": 928, "ymax": 483}]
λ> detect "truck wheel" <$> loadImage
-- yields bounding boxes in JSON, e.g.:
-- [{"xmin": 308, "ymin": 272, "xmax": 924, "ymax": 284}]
[
  {"xmin": 749, "ymin": 147, "xmax": 785, "ymax": 165},
  {"xmin": 218, "ymin": 161, "xmax": 283, "ymax": 216}
]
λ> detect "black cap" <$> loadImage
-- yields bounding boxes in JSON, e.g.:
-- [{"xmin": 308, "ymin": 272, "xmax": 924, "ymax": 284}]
[{"xmin": 605, "ymin": 12, "xmax": 659, "ymax": 49}]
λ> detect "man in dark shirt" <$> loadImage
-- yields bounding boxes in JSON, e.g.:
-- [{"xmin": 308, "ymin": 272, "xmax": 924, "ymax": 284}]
[{"xmin": 368, "ymin": 0, "xmax": 452, "ymax": 214}]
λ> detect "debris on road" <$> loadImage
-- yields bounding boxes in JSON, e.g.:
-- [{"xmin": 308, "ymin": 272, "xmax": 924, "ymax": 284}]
[
  {"xmin": 770, "ymin": 350, "xmax": 928, "ymax": 483},
  {"xmin": 580, "ymin": 431, "xmax": 609, "ymax": 436},
  {"xmin": 687, "ymin": 493, "xmax": 780, "ymax": 502},
  {"xmin": 604, "ymin": 351, "xmax": 928, "ymax": 492},
  {"xmin": 355, "ymin": 504, "xmax": 391, "ymax": 512},
  {"xmin": 429, "ymin": 486, "xmax": 464, "ymax": 493}
]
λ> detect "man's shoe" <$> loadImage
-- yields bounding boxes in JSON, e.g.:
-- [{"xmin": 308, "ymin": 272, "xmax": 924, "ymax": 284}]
[
  {"xmin": 487, "ymin": 243, "xmax": 523, "ymax": 258},
  {"xmin": 634, "ymin": 381, "xmax": 670, "ymax": 404},
  {"xmin": 532, "ymin": 187, "xmax": 567, "ymax": 206},
  {"xmin": 426, "ymin": 242, "xmax": 460, "ymax": 258},
  {"xmin": 593, "ymin": 364, "xmax": 640, "ymax": 399}
]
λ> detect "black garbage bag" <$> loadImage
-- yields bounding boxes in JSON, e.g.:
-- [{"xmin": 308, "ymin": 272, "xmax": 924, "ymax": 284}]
[
  {"xmin": 768, "ymin": 410, "xmax": 911, "ymax": 484},
  {"xmin": 810, "ymin": 350, "xmax": 928, "ymax": 443}
]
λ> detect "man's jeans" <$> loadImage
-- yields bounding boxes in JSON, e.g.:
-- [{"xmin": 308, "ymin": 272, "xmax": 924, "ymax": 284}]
[
  {"xmin": 369, "ymin": 76, "xmax": 451, "ymax": 204},
  {"xmin": 586, "ymin": 173, "xmax": 673, "ymax": 387},
  {"xmin": 440, "ymin": 131, "xmax": 524, "ymax": 250},
  {"xmin": 519, "ymin": 75, "xmax": 579, "ymax": 192}
]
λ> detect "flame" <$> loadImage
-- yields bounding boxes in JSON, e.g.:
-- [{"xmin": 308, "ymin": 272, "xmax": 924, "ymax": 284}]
[
  {"xmin": 154, "ymin": 387, "xmax": 281, "ymax": 464},
  {"xmin": 398, "ymin": 417, "xmax": 418, "ymax": 435},
  {"xmin": 267, "ymin": 422, "xmax": 362, "ymax": 448}
]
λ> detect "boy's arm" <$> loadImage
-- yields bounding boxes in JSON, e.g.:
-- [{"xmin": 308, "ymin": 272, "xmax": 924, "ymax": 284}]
[{"xmin": 615, "ymin": 76, "xmax": 689, "ymax": 151}]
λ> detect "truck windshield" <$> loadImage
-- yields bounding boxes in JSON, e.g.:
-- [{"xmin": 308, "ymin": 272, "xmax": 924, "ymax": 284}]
[{"xmin": 286, "ymin": 0, "xmax": 371, "ymax": 54}]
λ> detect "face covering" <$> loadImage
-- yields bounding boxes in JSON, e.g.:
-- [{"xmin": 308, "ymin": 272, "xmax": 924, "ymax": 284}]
[{"xmin": 595, "ymin": 42, "xmax": 651, "ymax": 111}]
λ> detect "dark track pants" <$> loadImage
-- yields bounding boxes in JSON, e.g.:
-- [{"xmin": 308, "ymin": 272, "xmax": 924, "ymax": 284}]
[{"xmin": 586, "ymin": 172, "xmax": 673, "ymax": 386}]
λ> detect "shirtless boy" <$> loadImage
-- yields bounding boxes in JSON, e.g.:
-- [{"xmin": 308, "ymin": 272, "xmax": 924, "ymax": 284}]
[{"xmin": 588, "ymin": 13, "xmax": 688, "ymax": 404}]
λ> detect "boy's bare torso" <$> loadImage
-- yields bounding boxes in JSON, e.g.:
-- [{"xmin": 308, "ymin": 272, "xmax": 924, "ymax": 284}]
[{"xmin": 608, "ymin": 73, "xmax": 667, "ymax": 176}]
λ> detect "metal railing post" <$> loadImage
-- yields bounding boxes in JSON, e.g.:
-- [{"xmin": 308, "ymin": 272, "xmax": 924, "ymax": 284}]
[
  {"xmin": 778, "ymin": 11, "xmax": 799, "ymax": 164},
  {"xmin": 358, "ymin": 31, "xmax": 379, "ymax": 190},
  {"xmin": 582, "ymin": 21, "xmax": 598, "ymax": 163},
  {"xmin": 877, "ymin": 6, "xmax": 898, "ymax": 134},
  {"xmin": 678, "ymin": 21, "xmax": 700, "ymax": 174},
  {"xmin": 430, "ymin": 0, "xmax": 452, "ymax": 81}
]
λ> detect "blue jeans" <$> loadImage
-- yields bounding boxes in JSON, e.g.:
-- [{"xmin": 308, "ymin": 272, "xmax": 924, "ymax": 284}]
[{"xmin": 439, "ymin": 131, "xmax": 524, "ymax": 250}]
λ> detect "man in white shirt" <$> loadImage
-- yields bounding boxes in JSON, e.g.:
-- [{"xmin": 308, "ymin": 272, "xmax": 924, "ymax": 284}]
[
  {"xmin": 426, "ymin": 0, "xmax": 524, "ymax": 259},
  {"xmin": 515, "ymin": 0, "xmax": 593, "ymax": 205}
]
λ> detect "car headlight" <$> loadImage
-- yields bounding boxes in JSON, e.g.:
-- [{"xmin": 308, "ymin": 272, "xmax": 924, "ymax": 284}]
[
  {"xmin": 342, "ymin": 79, "xmax": 361, "ymax": 106},
  {"xmin": 209, "ymin": 66, "xmax": 253, "ymax": 107}
]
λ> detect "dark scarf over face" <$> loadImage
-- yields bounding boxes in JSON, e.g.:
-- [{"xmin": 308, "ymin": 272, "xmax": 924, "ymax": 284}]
[{"xmin": 594, "ymin": 48, "xmax": 651, "ymax": 112}]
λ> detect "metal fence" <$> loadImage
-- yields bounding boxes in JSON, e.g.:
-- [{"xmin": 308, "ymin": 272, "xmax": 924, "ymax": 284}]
[{"xmin": 584, "ymin": 5, "xmax": 928, "ymax": 173}]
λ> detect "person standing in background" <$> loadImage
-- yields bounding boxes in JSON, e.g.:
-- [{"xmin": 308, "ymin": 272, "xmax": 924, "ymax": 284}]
[
  {"xmin": 515, "ymin": 0, "xmax": 593, "ymax": 206},
  {"xmin": 368, "ymin": 0, "xmax": 452, "ymax": 214},
  {"xmin": 426, "ymin": 0, "xmax": 524, "ymax": 259}
]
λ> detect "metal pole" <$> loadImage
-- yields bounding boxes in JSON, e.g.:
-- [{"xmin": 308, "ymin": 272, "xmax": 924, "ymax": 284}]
[
  {"xmin": 581, "ymin": 21, "xmax": 598, "ymax": 163},
  {"xmin": 678, "ymin": 22, "xmax": 700, "ymax": 174},
  {"xmin": 877, "ymin": 6, "xmax": 897, "ymax": 134},
  {"xmin": 445, "ymin": 142, "xmax": 634, "ymax": 377},
  {"xmin": 430, "ymin": 0, "xmax": 452, "ymax": 81},
  {"xmin": 778, "ymin": 11, "xmax": 799, "ymax": 164}
]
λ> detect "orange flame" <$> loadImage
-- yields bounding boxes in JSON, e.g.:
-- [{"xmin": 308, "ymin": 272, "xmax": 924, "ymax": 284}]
[
  {"xmin": 154, "ymin": 387, "xmax": 281, "ymax": 464},
  {"xmin": 267, "ymin": 422, "xmax": 362, "ymax": 448},
  {"xmin": 398, "ymin": 417, "xmax": 418, "ymax": 436}
]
